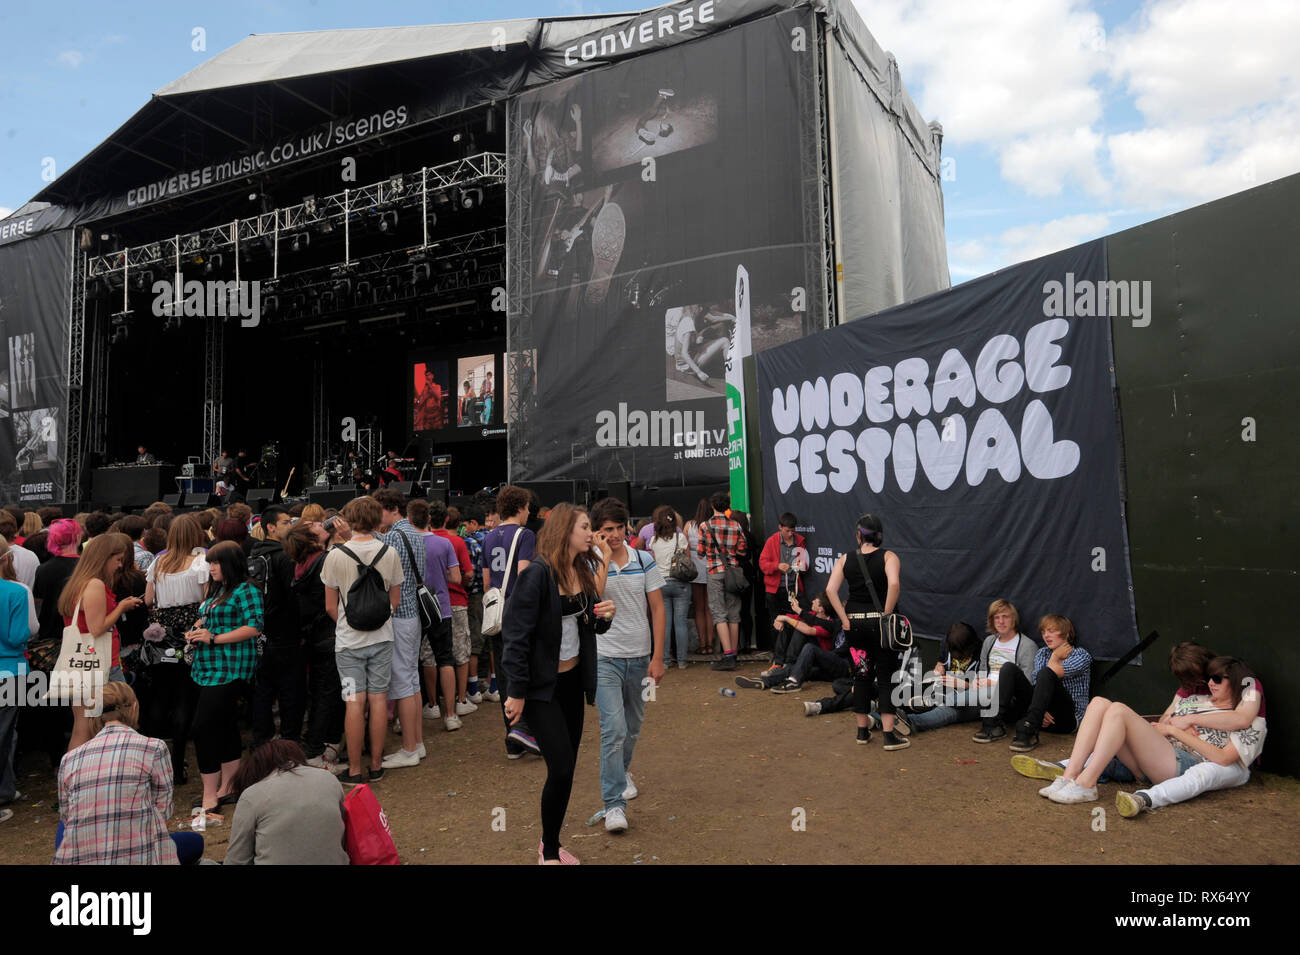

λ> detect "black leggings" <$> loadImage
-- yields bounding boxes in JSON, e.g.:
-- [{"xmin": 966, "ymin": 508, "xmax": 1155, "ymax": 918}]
[
  {"xmin": 192, "ymin": 680, "xmax": 245, "ymax": 774},
  {"xmin": 848, "ymin": 615, "xmax": 902, "ymax": 716},
  {"xmin": 145, "ymin": 663, "xmax": 197, "ymax": 775},
  {"xmin": 527, "ymin": 667, "xmax": 585, "ymax": 861}
]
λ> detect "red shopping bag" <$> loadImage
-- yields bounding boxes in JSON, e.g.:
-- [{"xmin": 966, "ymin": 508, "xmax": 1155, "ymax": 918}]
[{"xmin": 342, "ymin": 783, "xmax": 400, "ymax": 865}]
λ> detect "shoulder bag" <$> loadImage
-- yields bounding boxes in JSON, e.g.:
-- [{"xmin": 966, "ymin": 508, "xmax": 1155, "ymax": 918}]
[
  {"xmin": 854, "ymin": 550, "xmax": 912, "ymax": 652},
  {"xmin": 394, "ymin": 530, "xmax": 443, "ymax": 634},
  {"xmin": 710, "ymin": 522, "xmax": 750, "ymax": 595},
  {"xmin": 481, "ymin": 525, "xmax": 523, "ymax": 637},
  {"xmin": 668, "ymin": 531, "xmax": 698, "ymax": 582}
]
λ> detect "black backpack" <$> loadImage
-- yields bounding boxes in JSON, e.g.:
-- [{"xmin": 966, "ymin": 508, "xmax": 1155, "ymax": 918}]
[
  {"xmin": 248, "ymin": 552, "xmax": 272, "ymax": 592},
  {"xmin": 335, "ymin": 543, "xmax": 393, "ymax": 632}
]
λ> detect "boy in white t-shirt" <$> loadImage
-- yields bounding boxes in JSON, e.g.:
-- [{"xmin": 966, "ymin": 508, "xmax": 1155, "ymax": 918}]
[{"xmin": 321, "ymin": 496, "xmax": 403, "ymax": 784}]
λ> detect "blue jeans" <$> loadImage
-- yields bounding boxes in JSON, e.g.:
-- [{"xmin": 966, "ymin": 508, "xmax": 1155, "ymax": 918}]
[
  {"xmin": 596, "ymin": 655, "xmax": 649, "ymax": 811},
  {"xmin": 660, "ymin": 580, "xmax": 691, "ymax": 663},
  {"xmin": 56, "ymin": 820, "xmax": 204, "ymax": 864},
  {"xmin": 906, "ymin": 704, "xmax": 981, "ymax": 732}
]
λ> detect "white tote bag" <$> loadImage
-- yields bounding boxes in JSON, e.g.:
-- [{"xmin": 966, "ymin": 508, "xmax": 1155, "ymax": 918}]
[{"xmin": 45, "ymin": 596, "xmax": 112, "ymax": 705}]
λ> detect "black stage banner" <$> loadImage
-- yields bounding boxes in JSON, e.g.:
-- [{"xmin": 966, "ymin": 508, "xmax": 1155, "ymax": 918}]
[
  {"xmin": 0, "ymin": 229, "xmax": 71, "ymax": 505},
  {"xmin": 756, "ymin": 240, "xmax": 1139, "ymax": 660},
  {"xmin": 508, "ymin": 9, "xmax": 824, "ymax": 490}
]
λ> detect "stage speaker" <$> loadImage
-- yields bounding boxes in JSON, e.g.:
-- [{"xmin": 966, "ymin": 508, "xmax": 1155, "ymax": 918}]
[
  {"xmin": 202, "ymin": 494, "xmax": 223, "ymax": 508},
  {"xmin": 163, "ymin": 493, "xmax": 185, "ymax": 508},
  {"xmin": 248, "ymin": 488, "xmax": 277, "ymax": 512},
  {"xmin": 595, "ymin": 481, "xmax": 632, "ymax": 508},
  {"xmin": 328, "ymin": 484, "xmax": 357, "ymax": 494},
  {"xmin": 306, "ymin": 488, "xmax": 358, "ymax": 510},
  {"xmin": 389, "ymin": 482, "xmax": 416, "ymax": 497},
  {"xmin": 518, "ymin": 480, "xmax": 583, "ymax": 509}
]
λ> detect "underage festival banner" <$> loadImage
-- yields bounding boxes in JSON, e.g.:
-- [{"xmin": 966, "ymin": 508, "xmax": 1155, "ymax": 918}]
[{"xmin": 755, "ymin": 240, "xmax": 1139, "ymax": 660}]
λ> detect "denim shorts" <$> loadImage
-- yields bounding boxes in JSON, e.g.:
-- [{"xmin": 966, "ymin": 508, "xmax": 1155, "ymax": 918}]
[
  {"xmin": 336, "ymin": 641, "xmax": 393, "ymax": 698},
  {"xmin": 1173, "ymin": 744, "xmax": 1205, "ymax": 776}
]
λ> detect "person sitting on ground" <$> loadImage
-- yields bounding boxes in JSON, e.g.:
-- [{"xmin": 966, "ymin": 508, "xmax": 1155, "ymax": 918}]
[
  {"xmin": 970, "ymin": 599, "xmax": 1040, "ymax": 743},
  {"xmin": 734, "ymin": 593, "xmax": 843, "ymax": 692},
  {"xmin": 1037, "ymin": 655, "xmax": 1264, "ymax": 807},
  {"xmin": 222, "ymin": 739, "xmax": 348, "ymax": 865},
  {"xmin": 996, "ymin": 614, "xmax": 1091, "ymax": 752},
  {"xmin": 864, "ymin": 621, "xmax": 983, "ymax": 734},
  {"xmin": 53, "ymin": 681, "xmax": 204, "ymax": 864}
]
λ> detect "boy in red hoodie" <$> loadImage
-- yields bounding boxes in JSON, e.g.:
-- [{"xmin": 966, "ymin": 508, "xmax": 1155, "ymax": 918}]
[{"xmin": 758, "ymin": 513, "xmax": 807, "ymax": 671}]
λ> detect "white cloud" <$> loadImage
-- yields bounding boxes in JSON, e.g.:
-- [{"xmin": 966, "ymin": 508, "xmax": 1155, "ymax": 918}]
[
  {"xmin": 1105, "ymin": 0, "xmax": 1300, "ymax": 208},
  {"xmin": 56, "ymin": 50, "xmax": 85, "ymax": 69},
  {"xmin": 0, "ymin": 206, "xmax": 13, "ymax": 220},
  {"xmin": 948, "ymin": 212, "xmax": 1112, "ymax": 279},
  {"xmin": 859, "ymin": 0, "xmax": 1300, "ymax": 214}
]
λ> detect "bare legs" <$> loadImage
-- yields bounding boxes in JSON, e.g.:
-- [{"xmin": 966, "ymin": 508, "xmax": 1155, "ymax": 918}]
[{"xmin": 1064, "ymin": 697, "xmax": 1179, "ymax": 789}]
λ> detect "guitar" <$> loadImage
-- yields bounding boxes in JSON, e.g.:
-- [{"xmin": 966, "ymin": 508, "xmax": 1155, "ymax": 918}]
[
  {"xmin": 280, "ymin": 466, "xmax": 296, "ymax": 500},
  {"xmin": 543, "ymin": 184, "xmax": 616, "ymax": 280}
]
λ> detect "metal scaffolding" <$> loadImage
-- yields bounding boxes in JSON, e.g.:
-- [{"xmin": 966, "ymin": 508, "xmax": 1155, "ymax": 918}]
[
  {"xmin": 202, "ymin": 315, "xmax": 224, "ymax": 468},
  {"xmin": 63, "ymin": 242, "xmax": 87, "ymax": 503}
]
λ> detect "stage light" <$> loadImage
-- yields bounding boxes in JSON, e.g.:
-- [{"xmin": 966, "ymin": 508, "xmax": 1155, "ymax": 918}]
[
  {"xmin": 303, "ymin": 195, "xmax": 317, "ymax": 215},
  {"xmin": 291, "ymin": 232, "xmax": 310, "ymax": 252},
  {"xmin": 388, "ymin": 175, "xmax": 404, "ymax": 194},
  {"xmin": 132, "ymin": 270, "xmax": 154, "ymax": 291},
  {"xmin": 458, "ymin": 187, "xmax": 483, "ymax": 210},
  {"xmin": 412, "ymin": 263, "xmax": 431, "ymax": 284},
  {"xmin": 378, "ymin": 211, "xmax": 398, "ymax": 233},
  {"xmin": 204, "ymin": 253, "xmax": 223, "ymax": 275}
]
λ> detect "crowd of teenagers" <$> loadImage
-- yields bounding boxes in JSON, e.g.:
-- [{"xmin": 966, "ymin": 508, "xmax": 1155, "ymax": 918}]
[{"xmin": 0, "ymin": 493, "xmax": 1268, "ymax": 864}]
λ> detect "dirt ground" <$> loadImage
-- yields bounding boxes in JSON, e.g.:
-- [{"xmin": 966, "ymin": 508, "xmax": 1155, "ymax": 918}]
[{"xmin": 4, "ymin": 657, "xmax": 1298, "ymax": 865}]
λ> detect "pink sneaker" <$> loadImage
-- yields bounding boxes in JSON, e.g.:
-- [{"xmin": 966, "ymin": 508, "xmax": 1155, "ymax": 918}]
[{"xmin": 538, "ymin": 841, "xmax": 581, "ymax": 865}]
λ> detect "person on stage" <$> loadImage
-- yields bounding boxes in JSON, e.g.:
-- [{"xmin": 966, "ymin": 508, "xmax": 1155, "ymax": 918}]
[{"xmin": 135, "ymin": 445, "xmax": 156, "ymax": 465}]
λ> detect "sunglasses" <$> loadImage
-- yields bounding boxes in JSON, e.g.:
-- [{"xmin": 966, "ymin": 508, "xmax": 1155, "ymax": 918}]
[{"xmin": 1207, "ymin": 674, "xmax": 1228, "ymax": 684}]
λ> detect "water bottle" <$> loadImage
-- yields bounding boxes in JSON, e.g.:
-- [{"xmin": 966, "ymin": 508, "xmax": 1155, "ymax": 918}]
[{"xmin": 718, "ymin": 687, "xmax": 736, "ymax": 697}]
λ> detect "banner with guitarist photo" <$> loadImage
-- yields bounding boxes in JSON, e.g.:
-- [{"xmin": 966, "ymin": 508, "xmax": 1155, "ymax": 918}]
[
  {"xmin": 506, "ymin": 8, "xmax": 826, "ymax": 493},
  {"xmin": 0, "ymin": 228, "xmax": 71, "ymax": 505}
]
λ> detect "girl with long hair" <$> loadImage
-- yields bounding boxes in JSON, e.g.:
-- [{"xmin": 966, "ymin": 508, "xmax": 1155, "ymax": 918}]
[
  {"xmin": 685, "ymin": 499, "xmax": 715, "ymax": 656},
  {"xmin": 58, "ymin": 533, "xmax": 144, "ymax": 751},
  {"xmin": 648, "ymin": 505, "xmax": 691, "ymax": 668},
  {"xmin": 185, "ymin": 540, "xmax": 264, "ymax": 823},
  {"xmin": 143, "ymin": 513, "xmax": 209, "ymax": 782},
  {"xmin": 1041, "ymin": 656, "xmax": 1265, "ymax": 806},
  {"xmin": 824, "ymin": 514, "xmax": 909, "ymax": 751},
  {"xmin": 502, "ymin": 503, "xmax": 614, "ymax": 864}
]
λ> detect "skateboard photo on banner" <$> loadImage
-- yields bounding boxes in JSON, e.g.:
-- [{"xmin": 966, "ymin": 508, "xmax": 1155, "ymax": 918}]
[{"xmin": 507, "ymin": 8, "xmax": 826, "ymax": 488}]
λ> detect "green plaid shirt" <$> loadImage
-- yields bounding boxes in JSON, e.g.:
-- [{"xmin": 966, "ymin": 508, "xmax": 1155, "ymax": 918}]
[{"xmin": 191, "ymin": 582, "xmax": 264, "ymax": 686}]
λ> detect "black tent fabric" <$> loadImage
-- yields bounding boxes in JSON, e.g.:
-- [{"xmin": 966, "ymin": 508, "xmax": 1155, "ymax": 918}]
[{"xmin": 755, "ymin": 239, "xmax": 1139, "ymax": 661}]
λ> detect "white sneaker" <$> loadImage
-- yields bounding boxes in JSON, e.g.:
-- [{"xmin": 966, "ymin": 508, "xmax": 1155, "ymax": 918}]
[
  {"xmin": 444, "ymin": 715, "xmax": 462, "ymax": 732},
  {"xmin": 456, "ymin": 700, "xmax": 478, "ymax": 715},
  {"xmin": 604, "ymin": 806, "xmax": 629, "ymax": 833},
  {"xmin": 1039, "ymin": 776, "xmax": 1069, "ymax": 798},
  {"xmin": 1048, "ymin": 780, "xmax": 1098, "ymax": 804},
  {"xmin": 381, "ymin": 749, "xmax": 420, "ymax": 769},
  {"xmin": 803, "ymin": 701, "xmax": 822, "ymax": 716},
  {"xmin": 482, "ymin": 688, "xmax": 501, "ymax": 703},
  {"xmin": 466, "ymin": 690, "xmax": 484, "ymax": 704},
  {"xmin": 416, "ymin": 742, "xmax": 427, "ymax": 760},
  {"xmin": 423, "ymin": 704, "xmax": 441, "ymax": 720},
  {"xmin": 622, "ymin": 772, "xmax": 638, "ymax": 801},
  {"xmin": 323, "ymin": 743, "xmax": 342, "ymax": 764}
]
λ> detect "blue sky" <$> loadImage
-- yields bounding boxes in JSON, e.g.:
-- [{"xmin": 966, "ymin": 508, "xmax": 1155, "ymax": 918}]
[{"xmin": 2, "ymin": 0, "xmax": 1296, "ymax": 283}]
